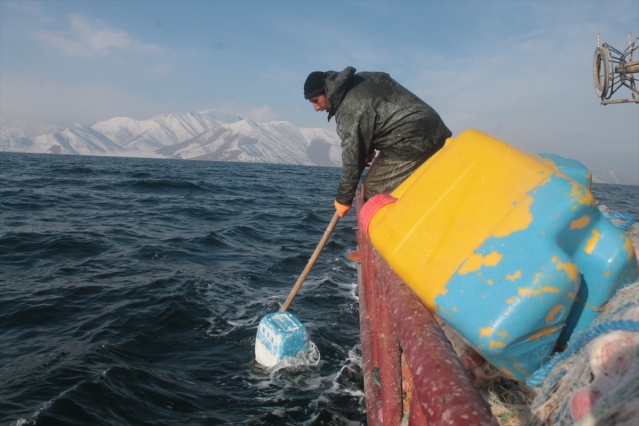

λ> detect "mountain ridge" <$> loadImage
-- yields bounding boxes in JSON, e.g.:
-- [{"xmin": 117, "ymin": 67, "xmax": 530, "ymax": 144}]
[
  {"xmin": 1, "ymin": 112, "xmax": 637, "ymax": 184},
  {"xmin": 0, "ymin": 111, "xmax": 342, "ymax": 167}
]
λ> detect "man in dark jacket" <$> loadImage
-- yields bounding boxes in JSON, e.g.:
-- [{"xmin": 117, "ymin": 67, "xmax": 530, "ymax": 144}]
[{"xmin": 304, "ymin": 66, "xmax": 452, "ymax": 217}]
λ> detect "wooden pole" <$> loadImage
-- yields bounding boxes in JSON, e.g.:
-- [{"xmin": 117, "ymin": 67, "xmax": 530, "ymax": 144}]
[{"xmin": 280, "ymin": 211, "xmax": 340, "ymax": 312}]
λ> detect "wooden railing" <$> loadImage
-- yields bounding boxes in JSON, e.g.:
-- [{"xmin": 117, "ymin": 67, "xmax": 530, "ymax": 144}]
[{"xmin": 355, "ymin": 191, "xmax": 498, "ymax": 425}]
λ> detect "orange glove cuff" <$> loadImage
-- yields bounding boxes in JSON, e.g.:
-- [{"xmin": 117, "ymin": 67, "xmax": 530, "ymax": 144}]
[{"xmin": 334, "ymin": 200, "xmax": 351, "ymax": 217}]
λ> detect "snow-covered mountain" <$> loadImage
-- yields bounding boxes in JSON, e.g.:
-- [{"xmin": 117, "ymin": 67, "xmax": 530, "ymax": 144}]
[
  {"xmin": 0, "ymin": 111, "xmax": 342, "ymax": 167},
  {"xmin": 157, "ymin": 119, "xmax": 340, "ymax": 166},
  {"xmin": 0, "ymin": 117, "xmax": 65, "ymax": 152},
  {"xmin": 92, "ymin": 111, "xmax": 223, "ymax": 152},
  {"xmin": 0, "ymin": 117, "xmax": 58, "ymax": 138},
  {"xmin": 2, "ymin": 112, "xmax": 636, "ymax": 184}
]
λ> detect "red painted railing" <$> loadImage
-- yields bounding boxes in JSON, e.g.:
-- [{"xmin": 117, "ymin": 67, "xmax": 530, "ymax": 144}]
[{"xmin": 355, "ymin": 191, "xmax": 498, "ymax": 425}]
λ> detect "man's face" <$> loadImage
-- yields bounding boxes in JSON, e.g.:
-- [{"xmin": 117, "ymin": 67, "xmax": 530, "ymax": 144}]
[{"xmin": 309, "ymin": 94, "xmax": 331, "ymax": 112}]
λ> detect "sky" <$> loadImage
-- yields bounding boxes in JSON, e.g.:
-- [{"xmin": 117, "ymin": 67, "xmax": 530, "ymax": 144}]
[{"xmin": 1, "ymin": 0, "xmax": 638, "ymax": 181}]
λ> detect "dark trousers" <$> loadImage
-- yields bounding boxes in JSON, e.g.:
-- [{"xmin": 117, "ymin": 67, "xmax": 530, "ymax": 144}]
[{"xmin": 362, "ymin": 153, "xmax": 429, "ymax": 200}]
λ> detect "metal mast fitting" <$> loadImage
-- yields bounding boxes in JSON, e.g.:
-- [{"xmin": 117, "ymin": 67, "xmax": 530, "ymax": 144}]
[{"xmin": 593, "ymin": 33, "xmax": 638, "ymax": 105}]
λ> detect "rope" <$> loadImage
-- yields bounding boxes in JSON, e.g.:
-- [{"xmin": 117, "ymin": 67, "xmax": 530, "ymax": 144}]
[
  {"xmin": 372, "ymin": 367, "xmax": 381, "ymax": 387},
  {"xmin": 400, "ymin": 412, "xmax": 410, "ymax": 426},
  {"xmin": 526, "ymin": 320, "xmax": 639, "ymax": 387},
  {"xmin": 604, "ymin": 211, "xmax": 635, "ymax": 229}
]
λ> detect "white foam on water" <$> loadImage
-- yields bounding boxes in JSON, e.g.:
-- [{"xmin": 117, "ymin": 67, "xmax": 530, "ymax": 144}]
[
  {"xmin": 325, "ymin": 345, "xmax": 365, "ymax": 397},
  {"xmin": 333, "ymin": 276, "xmax": 359, "ymax": 302},
  {"xmin": 271, "ymin": 341, "xmax": 321, "ymax": 370},
  {"xmin": 10, "ymin": 382, "xmax": 81, "ymax": 426}
]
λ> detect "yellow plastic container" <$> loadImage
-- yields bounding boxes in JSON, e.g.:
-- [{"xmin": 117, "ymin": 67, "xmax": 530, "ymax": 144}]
[{"xmin": 360, "ymin": 129, "xmax": 639, "ymax": 380}]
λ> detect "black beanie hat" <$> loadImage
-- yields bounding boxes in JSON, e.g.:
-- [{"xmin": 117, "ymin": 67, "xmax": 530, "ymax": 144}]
[{"xmin": 304, "ymin": 71, "xmax": 326, "ymax": 99}]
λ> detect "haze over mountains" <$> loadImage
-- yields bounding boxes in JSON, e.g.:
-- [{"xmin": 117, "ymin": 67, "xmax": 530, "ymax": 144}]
[
  {"xmin": 0, "ymin": 110, "xmax": 636, "ymax": 185},
  {"xmin": 0, "ymin": 110, "xmax": 342, "ymax": 167}
]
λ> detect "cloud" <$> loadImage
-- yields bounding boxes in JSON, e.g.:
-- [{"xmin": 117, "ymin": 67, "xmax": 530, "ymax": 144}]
[
  {"xmin": 36, "ymin": 14, "xmax": 162, "ymax": 57},
  {"xmin": 5, "ymin": 0, "xmax": 54, "ymax": 24}
]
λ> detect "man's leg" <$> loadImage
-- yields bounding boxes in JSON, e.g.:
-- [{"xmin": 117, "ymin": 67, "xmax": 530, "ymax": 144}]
[{"xmin": 362, "ymin": 155, "xmax": 427, "ymax": 200}]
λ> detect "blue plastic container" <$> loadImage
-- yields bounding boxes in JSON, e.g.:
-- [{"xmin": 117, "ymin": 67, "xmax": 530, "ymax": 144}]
[{"xmin": 255, "ymin": 312, "xmax": 309, "ymax": 368}]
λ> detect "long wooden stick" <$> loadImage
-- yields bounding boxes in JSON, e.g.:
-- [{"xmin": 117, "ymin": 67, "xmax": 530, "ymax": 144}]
[{"xmin": 280, "ymin": 211, "xmax": 340, "ymax": 312}]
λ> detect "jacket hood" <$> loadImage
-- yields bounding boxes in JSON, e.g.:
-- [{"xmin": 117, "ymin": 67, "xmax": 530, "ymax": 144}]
[{"xmin": 324, "ymin": 66, "xmax": 357, "ymax": 121}]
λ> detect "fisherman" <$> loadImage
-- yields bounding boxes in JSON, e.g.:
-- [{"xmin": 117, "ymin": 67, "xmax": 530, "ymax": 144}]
[{"xmin": 304, "ymin": 66, "xmax": 452, "ymax": 217}]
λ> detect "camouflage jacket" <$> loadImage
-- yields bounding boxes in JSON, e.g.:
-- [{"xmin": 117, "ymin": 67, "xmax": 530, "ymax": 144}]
[{"xmin": 324, "ymin": 66, "xmax": 452, "ymax": 205}]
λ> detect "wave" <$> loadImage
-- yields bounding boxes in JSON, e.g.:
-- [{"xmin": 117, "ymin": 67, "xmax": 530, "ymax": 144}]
[{"xmin": 128, "ymin": 179, "xmax": 209, "ymax": 193}]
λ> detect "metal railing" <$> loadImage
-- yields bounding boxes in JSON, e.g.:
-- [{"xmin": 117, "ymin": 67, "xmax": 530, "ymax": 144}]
[{"xmin": 354, "ymin": 190, "xmax": 498, "ymax": 425}]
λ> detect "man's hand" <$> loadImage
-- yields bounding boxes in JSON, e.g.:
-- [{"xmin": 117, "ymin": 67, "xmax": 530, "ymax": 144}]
[{"xmin": 334, "ymin": 200, "xmax": 351, "ymax": 217}]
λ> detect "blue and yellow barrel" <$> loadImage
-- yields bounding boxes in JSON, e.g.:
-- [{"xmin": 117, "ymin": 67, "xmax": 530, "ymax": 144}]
[{"xmin": 359, "ymin": 129, "xmax": 639, "ymax": 380}]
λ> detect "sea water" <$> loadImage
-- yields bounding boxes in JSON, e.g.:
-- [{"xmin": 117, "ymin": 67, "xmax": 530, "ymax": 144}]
[
  {"xmin": 0, "ymin": 152, "xmax": 363, "ymax": 425},
  {"xmin": 1, "ymin": 152, "xmax": 636, "ymax": 425}
]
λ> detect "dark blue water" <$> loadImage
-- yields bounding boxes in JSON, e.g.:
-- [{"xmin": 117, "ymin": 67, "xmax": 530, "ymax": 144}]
[
  {"xmin": 1, "ymin": 153, "xmax": 637, "ymax": 426},
  {"xmin": 0, "ymin": 153, "xmax": 364, "ymax": 426}
]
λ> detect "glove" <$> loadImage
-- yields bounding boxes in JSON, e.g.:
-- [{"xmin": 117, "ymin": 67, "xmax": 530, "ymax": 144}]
[{"xmin": 334, "ymin": 200, "xmax": 351, "ymax": 217}]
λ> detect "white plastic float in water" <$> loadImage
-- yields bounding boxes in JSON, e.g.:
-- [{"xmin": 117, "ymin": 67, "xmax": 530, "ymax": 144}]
[
  {"xmin": 255, "ymin": 312, "xmax": 309, "ymax": 368},
  {"xmin": 254, "ymin": 212, "xmax": 340, "ymax": 367}
]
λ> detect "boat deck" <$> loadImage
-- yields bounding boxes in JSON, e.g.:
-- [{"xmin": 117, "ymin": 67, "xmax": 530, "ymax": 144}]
[{"xmin": 353, "ymin": 190, "xmax": 639, "ymax": 425}]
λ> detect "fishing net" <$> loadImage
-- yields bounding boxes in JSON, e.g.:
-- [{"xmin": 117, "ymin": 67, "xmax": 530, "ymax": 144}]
[
  {"xmin": 440, "ymin": 207, "xmax": 639, "ymax": 426},
  {"xmin": 438, "ymin": 320, "xmax": 536, "ymax": 425},
  {"xmin": 524, "ymin": 244, "xmax": 639, "ymax": 425},
  {"xmin": 524, "ymin": 278, "xmax": 639, "ymax": 425}
]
